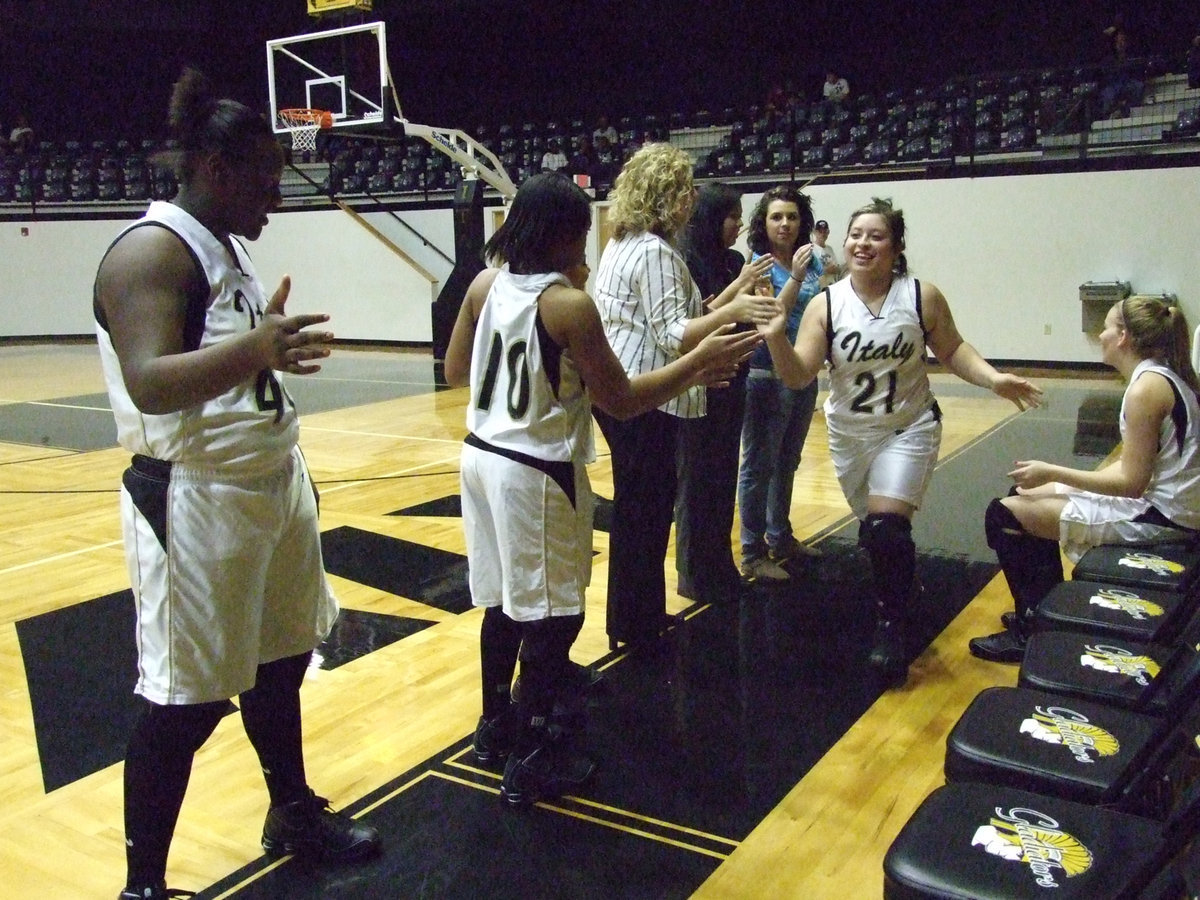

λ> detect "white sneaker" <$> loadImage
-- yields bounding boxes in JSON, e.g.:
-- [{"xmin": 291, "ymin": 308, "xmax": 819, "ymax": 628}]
[{"xmin": 741, "ymin": 556, "xmax": 791, "ymax": 582}]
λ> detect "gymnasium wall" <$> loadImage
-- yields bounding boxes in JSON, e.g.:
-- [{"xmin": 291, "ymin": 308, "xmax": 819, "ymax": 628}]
[{"xmin": 1, "ymin": 163, "xmax": 1197, "ymax": 363}]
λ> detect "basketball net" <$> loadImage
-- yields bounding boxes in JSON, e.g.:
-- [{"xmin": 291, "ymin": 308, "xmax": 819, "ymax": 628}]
[{"xmin": 279, "ymin": 109, "xmax": 325, "ymax": 155}]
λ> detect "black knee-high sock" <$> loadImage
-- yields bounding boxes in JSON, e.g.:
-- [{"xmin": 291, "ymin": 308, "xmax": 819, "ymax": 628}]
[
  {"xmin": 240, "ymin": 652, "xmax": 311, "ymax": 808},
  {"xmin": 515, "ymin": 615, "xmax": 584, "ymax": 752},
  {"xmin": 480, "ymin": 606, "xmax": 522, "ymax": 720},
  {"xmin": 123, "ymin": 698, "xmax": 225, "ymax": 889},
  {"xmin": 985, "ymin": 498, "xmax": 1063, "ymax": 624},
  {"xmin": 859, "ymin": 513, "xmax": 916, "ymax": 624}
]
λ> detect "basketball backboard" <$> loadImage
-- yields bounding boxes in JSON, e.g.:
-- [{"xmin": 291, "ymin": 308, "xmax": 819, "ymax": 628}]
[{"xmin": 266, "ymin": 20, "xmax": 393, "ymax": 133}]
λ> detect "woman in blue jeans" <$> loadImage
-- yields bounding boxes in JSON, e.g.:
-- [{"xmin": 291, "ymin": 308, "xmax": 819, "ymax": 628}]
[{"xmin": 738, "ymin": 184, "xmax": 824, "ymax": 582}]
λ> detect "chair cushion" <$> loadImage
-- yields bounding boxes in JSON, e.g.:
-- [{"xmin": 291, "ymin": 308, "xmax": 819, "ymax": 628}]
[
  {"xmin": 884, "ymin": 782, "xmax": 1162, "ymax": 899},
  {"xmin": 945, "ymin": 685, "xmax": 1161, "ymax": 804},
  {"xmin": 1018, "ymin": 630, "xmax": 1169, "ymax": 712},
  {"xmin": 1071, "ymin": 542, "xmax": 1200, "ymax": 595},
  {"xmin": 1034, "ymin": 579, "xmax": 1190, "ymax": 642}
]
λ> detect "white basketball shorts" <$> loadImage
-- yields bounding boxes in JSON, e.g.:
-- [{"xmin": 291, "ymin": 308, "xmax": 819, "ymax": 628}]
[
  {"xmin": 460, "ymin": 441, "xmax": 593, "ymax": 623},
  {"xmin": 120, "ymin": 445, "xmax": 337, "ymax": 705},
  {"xmin": 828, "ymin": 412, "xmax": 942, "ymax": 521}
]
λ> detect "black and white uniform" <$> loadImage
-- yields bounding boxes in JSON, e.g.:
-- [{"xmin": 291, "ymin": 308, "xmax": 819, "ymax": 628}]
[
  {"xmin": 1059, "ymin": 358, "xmax": 1200, "ymax": 560},
  {"xmin": 824, "ymin": 274, "xmax": 942, "ymax": 520},
  {"xmin": 461, "ymin": 268, "xmax": 595, "ymax": 622},
  {"xmin": 95, "ymin": 201, "xmax": 337, "ymax": 705}
]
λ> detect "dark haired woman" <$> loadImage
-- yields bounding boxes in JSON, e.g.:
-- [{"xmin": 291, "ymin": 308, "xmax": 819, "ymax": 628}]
[
  {"xmin": 970, "ymin": 294, "xmax": 1200, "ymax": 663},
  {"xmin": 94, "ymin": 68, "xmax": 379, "ymax": 900},
  {"xmin": 675, "ymin": 184, "xmax": 773, "ymax": 604},
  {"xmin": 737, "ymin": 184, "xmax": 825, "ymax": 584},
  {"xmin": 444, "ymin": 172, "xmax": 759, "ymax": 805},
  {"xmin": 759, "ymin": 198, "xmax": 1042, "ymax": 684}
]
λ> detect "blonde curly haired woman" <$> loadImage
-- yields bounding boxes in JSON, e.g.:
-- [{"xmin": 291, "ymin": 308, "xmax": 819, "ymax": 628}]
[{"xmin": 592, "ymin": 143, "xmax": 775, "ymax": 649}]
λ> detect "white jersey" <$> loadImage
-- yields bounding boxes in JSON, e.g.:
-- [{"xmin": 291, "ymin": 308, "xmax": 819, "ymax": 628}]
[
  {"xmin": 823, "ymin": 274, "xmax": 937, "ymax": 437},
  {"xmin": 95, "ymin": 201, "xmax": 298, "ymax": 474},
  {"xmin": 1129, "ymin": 359, "xmax": 1200, "ymax": 530},
  {"xmin": 466, "ymin": 268, "xmax": 595, "ymax": 464}
]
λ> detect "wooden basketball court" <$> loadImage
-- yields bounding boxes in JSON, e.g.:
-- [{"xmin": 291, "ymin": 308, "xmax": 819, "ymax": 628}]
[{"xmin": 0, "ymin": 341, "xmax": 1119, "ymax": 897}]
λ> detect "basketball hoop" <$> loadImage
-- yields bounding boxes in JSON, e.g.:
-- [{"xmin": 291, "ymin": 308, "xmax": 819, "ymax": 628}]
[{"xmin": 279, "ymin": 108, "xmax": 329, "ymax": 155}]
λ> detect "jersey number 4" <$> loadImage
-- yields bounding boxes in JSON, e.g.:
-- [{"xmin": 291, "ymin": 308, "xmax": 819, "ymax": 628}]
[{"xmin": 476, "ymin": 331, "xmax": 532, "ymax": 419}]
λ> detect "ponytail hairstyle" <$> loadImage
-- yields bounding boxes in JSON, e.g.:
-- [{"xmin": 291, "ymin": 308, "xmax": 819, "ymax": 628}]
[
  {"xmin": 1120, "ymin": 294, "xmax": 1200, "ymax": 394},
  {"xmin": 846, "ymin": 197, "xmax": 908, "ymax": 276},
  {"xmin": 157, "ymin": 67, "xmax": 275, "ymax": 183},
  {"xmin": 747, "ymin": 183, "xmax": 814, "ymax": 257}
]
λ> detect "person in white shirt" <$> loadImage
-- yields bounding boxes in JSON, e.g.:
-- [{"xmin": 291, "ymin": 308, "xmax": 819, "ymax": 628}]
[
  {"xmin": 591, "ymin": 143, "xmax": 776, "ymax": 649},
  {"xmin": 540, "ymin": 138, "xmax": 568, "ymax": 172},
  {"xmin": 822, "ymin": 71, "xmax": 850, "ymax": 111}
]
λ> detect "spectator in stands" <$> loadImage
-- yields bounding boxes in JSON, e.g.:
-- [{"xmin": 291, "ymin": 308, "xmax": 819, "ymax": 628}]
[
  {"xmin": 811, "ymin": 219, "xmax": 842, "ymax": 289},
  {"xmin": 540, "ymin": 138, "xmax": 568, "ymax": 173},
  {"xmin": 568, "ymin": 135, "xmax": 598, "ymax": 181},
  {"xmin": 1099, "ymin": 18, "xmax": 1144, "ymax": 118},
  {"xmin": 592, "ymin": 115, "xmax": 618, "ymax": 147},
  {"xmin": 822, "ymin": 71, "xmax": 850, "ymax": 112},
  {"xmin": 9, "ymin": 114, "xmax": 34, "ymax": 153},
  {"xmin": 593, "ymin": 134, "xmax": 618, "ymax": 186}
]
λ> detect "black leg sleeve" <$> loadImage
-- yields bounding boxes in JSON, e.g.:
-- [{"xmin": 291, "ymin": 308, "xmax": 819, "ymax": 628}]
[
  {"xmin": 240, "ymin": 651, "xmax": 311, "ymax": 808},
  {"xmin": 480, "ymin": 605, "xmax": 522, "ymax": 719},
  {"xmin": 123, "ymin": 698, "xmax": 226, "ymax": 889}
]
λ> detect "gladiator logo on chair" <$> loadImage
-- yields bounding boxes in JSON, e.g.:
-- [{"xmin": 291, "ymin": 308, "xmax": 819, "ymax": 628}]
[
  {"xmin": 972, "ymin": 808, "xmax": 1094, "ymax": 888},
  {"xmin": 1117, "ymin": 552, "xmax": 1186, "ymax": 578},
  {"xmin": 1019, "ymin": 706, "xmax": 1120, "ymax": 764},
  {"xmin": 1079, "ymin": 645, "xmax": 1161, "ymax": 685},
  {"xmin": 1088, "ymin": 586, "xmax": 1166, "ymax": 621}
]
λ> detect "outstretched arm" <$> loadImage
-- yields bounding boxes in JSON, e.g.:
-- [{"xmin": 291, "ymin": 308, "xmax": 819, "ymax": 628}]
[
  {"xmin": 1010, "ymin": 371, "xmax": 1170, "ymax": 497},
  {"xmin": 540, "ymin": 284, "xmax": 761, "ymax": 420},
  {"xmin": 922, "ymin": 281, "xmax": 1043, "ymax": 411}
]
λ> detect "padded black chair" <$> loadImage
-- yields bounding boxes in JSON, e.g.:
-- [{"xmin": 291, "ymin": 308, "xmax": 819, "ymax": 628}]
[
  {"xmin": 1018, "ymin": 622, "xmax": 1200, "ymax": 714},
  {"xmin": 1070, "ymin": 541, "xmax": 1200, "ymax": 598},
  {"xmin": 1034, "ymin": 579, "xmax": 1196, "ymax": 644},
  {"xmin": 884, "ymin": 778, "xmax": 1199, "ymax": 898},
  {"xmin": 944, "ymin": 685, "xmax": 1188, "ymax": 815}
]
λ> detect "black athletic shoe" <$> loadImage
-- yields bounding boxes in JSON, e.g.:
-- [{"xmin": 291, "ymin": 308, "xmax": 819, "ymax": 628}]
[
  {"xmin": 968, "ymin": 628, "xmax": 1027, "ymax": 663},
  {"xmin": 499, "ymin": 743, "xmax": 597, "ymax": 808},
  {"xmin": 118, "ymin": 888, "xmax": 194, "ymax": 900},
  {"xmin": 473, "ymin": 712, "xmax": 518, "ymax": 764},
  {"xmin": 261, "ymin": 789, "xmax": 381, "ymax": 862}
]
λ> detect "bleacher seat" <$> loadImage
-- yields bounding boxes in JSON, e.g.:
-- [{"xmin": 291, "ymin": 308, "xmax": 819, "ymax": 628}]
[
  {"xmin": 863, "ymin": 139, "xmax": 893, "ymax": 165},
  {"xmin": 802, "ymin": 145, "xmax": 829, "ymax": 167},
  {"xmin": 830, "ymin": 143, "xmax": 859, "ymax": 166},
  {"xmin": 1000, "ymin": 127, "xmax": 1036, "ymax": 151},
  {"xmin": 769, "ymin": 148, "xmax": 794, "ymax": 171},
  {"xmin": 897, "ymin": 137, "xmax": 930, "ymax": 162}
]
